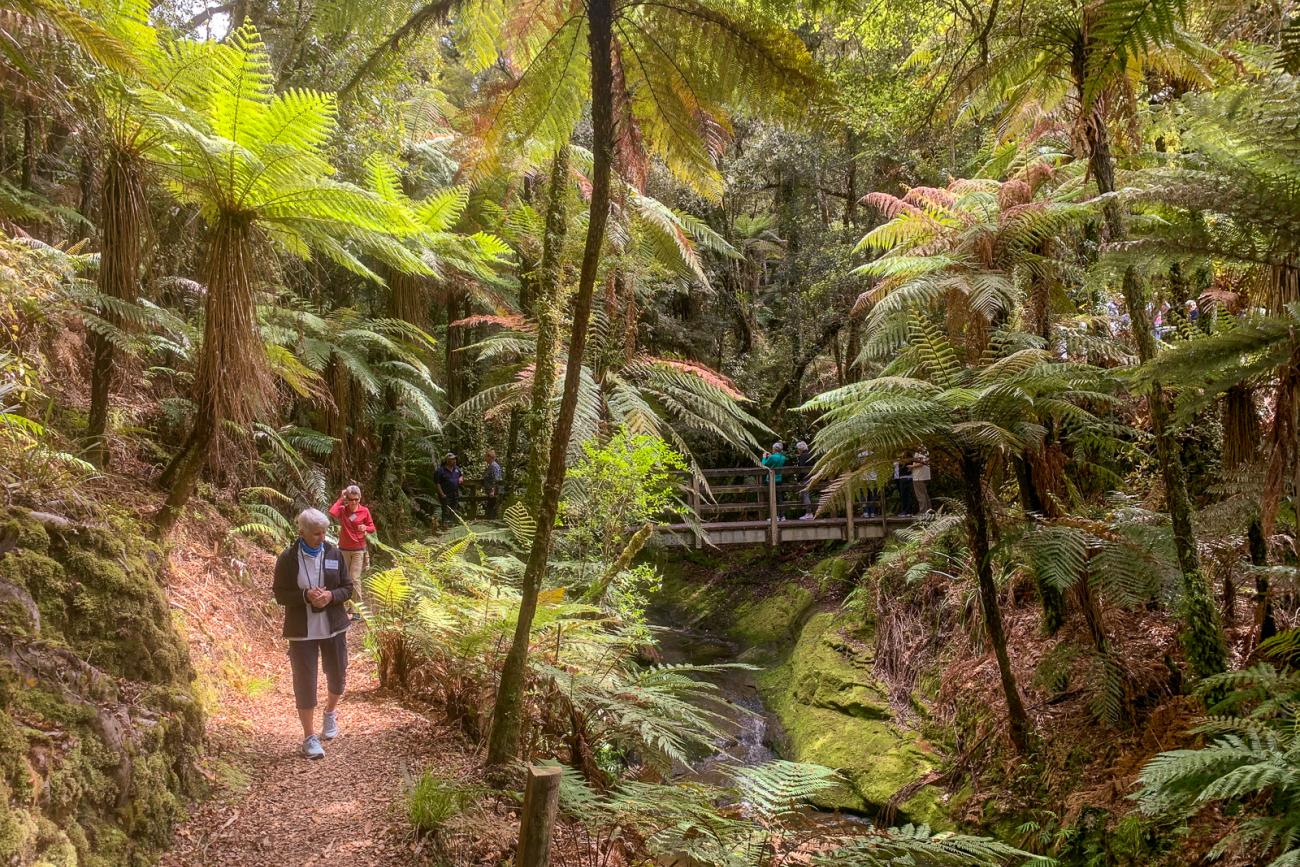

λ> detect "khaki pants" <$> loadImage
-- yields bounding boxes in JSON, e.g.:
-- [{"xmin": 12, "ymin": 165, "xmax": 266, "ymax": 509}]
[
  {"xmin": 340, "ymin": 548, "xmax": 366, "ymax": 609},
  {"xmin": 912, "ymin": 479, "xmax": 931, "ymax": 514}
]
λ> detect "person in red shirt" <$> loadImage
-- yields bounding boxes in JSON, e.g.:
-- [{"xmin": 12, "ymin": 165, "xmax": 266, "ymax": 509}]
[{"xmin": 329, "ymin": 485, "xmax": 375, "ymax": 620}]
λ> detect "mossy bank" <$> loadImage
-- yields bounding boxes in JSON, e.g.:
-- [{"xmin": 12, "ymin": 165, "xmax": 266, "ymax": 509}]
[
  {"xmin": 0, "ymin": 510, "xmax": 202, "ymax": 866},
  {"xmin": 653, "ymin": 546, "xmax": 948, "ymax": 826}
]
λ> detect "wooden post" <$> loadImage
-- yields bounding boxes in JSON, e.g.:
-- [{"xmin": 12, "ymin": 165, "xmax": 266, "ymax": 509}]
[
  {"xmin": 690, "ymin": 473, "xmax": 702, "ymax": 550},
  {"xmin": 767, "ymin": 468, "xmax": 779, "ymax": 547},
  {"xmin": 845, "ymin": 481, "xmax": 855, "ymax": 543},
  {"xmin": 517, "ymin": 765, "xmax": 562, "ymax": 867}
]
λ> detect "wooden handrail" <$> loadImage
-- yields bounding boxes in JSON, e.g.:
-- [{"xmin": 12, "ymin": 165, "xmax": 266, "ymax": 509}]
[{"xmin": 656, "ymin": 466, "xmax": 911, "ymax": 547}]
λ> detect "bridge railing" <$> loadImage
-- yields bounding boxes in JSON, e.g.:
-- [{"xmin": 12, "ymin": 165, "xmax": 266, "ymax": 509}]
[{"xmin": 660, "ymin": 465, "xmax": 909, "ymax": 547}]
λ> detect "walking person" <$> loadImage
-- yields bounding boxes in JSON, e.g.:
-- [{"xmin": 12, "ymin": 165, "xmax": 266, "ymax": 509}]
[
  {"xmin": 329, "ymin": 485, "xmax": 375, "ymax": 621},
  {"xmin": 434, "ymin": 452, "xmax": 463, "ymax": 528},
  {"xmin": 910, "ymin": 448, "xmax": 932, "ymax": 515},
  {"xmin": 481, "ymin": 448, "xmax": 503, "ymax": 520},
  {"xmin": 272, "ymin": 509, "xmax": 353, "ymax": 759},
  {"xmin": 893, "ymin": 452, "xmax": 915, "ymax": 516}
]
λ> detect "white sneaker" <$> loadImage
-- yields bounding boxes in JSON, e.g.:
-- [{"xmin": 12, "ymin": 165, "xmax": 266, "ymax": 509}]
[
  {"xmin": 302, "ymin": 734, "xmax": 325, "ymax": 759},
  {"xmin": 322, "ymin": 711, "xmax": 339, "ymax": 740},
  {"xmin": 799, "ymin": 513, "xmax": 814, "ymax": 521}
]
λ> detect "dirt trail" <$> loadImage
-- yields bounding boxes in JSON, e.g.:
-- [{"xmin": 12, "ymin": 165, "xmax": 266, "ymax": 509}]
[{"xmin": 160, "ymin": 525, "xmax": 452, "ymax": 866}]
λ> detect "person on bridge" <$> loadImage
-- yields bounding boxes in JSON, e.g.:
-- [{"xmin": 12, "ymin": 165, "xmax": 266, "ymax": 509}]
[
  {"xmin": 481, "ymin": 448, "xmax": 503, "ymax": 520},
  {"xmin": 910, "ymin": 448, "xmax": 933, "ymax": 515},
  {"xmin": 893, "ymin": 452, "xmax": 915, "ymax": 517},
  {"xmin": 795, "ymin": 440, "xmax": 817, "ymax": 520},
  {"xmin": 329, "ymin": 484, "xmax": 375, "ymax": 621},
  {"xmin": 272, "ymin": 509, "xmax": 352, "ymax": 760},
  {"xmin": 761, "ymin": 442, "xmax": 787, "ymax": 519},
  {"xmin": 435, "ymin": 452, "xmax": 463, "ymax": 527}
]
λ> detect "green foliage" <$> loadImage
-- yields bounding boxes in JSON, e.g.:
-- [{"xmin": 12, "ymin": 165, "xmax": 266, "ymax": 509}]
[
  {"xmin": 1135, "ymin": 663, "xmax": 1300, "ymax": 866},
  {"xmin": 155, "ymin": 23, "xmax": 425, "ymax": 281},
  {"xmin": 561, "ymin": 428, "xmax": 686, "ymax": 561},
  {"xmin": 405, "ymin": 771, "xmax": 476, "ymax": 835},
  {"xmin": 815, "ymin": 824, "xmax": 1048, "ymax": 866}
]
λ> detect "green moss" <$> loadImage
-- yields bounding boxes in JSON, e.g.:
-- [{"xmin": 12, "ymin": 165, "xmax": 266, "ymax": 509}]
[
  {"xmin": 653, "ymin": 554, "xmax": 732, "ymax": 628},
  {"xmin": 0, "ymin": 711, "xmax": 32, "ymax": 803},
  {"xmin": 0, "ymin": 509, "xmax": 203, "ymax": 867},
  {"xmin": 760, "ymin": 612, "xmax": 948, "ymax": 827},
  {"xmin": 32, "ymin": 818, "xmax": 77, "ymax": 867},
  {"xmin": 0, "ymin": 517, "xmax": 51, "ymax": 555},
  {"xmin": 0, "ymin": 779, "xmax": 33, "ymax": 860},
  {"xmin": 732, "ymin": 581, "xmax": 814, "ymax": 646}
]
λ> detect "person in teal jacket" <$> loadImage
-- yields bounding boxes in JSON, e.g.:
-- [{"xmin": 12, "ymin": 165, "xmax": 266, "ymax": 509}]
[{"xmin": 761, "ymin": 441, "xmax": 787, "ymax": 483}]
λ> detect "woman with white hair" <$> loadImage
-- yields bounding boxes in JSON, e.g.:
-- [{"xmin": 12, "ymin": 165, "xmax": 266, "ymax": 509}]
[{"xmin": 271, "ymin": 508, "xmax": 353, "ymax": 759}]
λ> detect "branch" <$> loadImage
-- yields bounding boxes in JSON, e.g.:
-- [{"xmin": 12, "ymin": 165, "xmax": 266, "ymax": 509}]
[
  {"xmin": 768, "ymin": 315, "xmax": 847, "ymax": 414},
  {"xmin": 179, "ymin": 2, "xmax": 234, "ymax": 34},
  {"xmin": 338, "ymin": 0, "xmax": 458, "ymax": 100}
]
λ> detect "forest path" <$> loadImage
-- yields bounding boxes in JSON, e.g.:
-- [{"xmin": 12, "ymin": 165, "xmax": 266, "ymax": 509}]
[
  {"xmin": 161, "ymin": 531, "xmax": 457, "ymax": 866},
  {"xmin": 163, "ymin": 633, "xmax": 446, "ymax": 866}
]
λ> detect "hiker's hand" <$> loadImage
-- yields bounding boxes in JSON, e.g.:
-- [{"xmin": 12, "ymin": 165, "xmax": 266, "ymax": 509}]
[{"xmin": 308, "ymin": 588, "xmax": 330, "ymax": 608}]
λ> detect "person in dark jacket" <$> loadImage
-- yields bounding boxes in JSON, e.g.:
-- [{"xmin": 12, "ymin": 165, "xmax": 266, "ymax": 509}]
[
  {"xmin": 434, "ymin": 452, "xmax": 463, "ymax": 527},
  {"xmin": 272, "ymin": 508, "xmax": 353, "ymax": 759}
]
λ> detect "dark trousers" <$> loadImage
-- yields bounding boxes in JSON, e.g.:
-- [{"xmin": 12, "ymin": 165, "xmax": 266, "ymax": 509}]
[
  {"xmin": 484, "ymin": 494, "xmax": 499, "ymax": 520},
  {"xmin": 440, "ymin": 497, "xmax": 460, "ymax": 523},
  {"xmin": 895, "ymin": 477, "xmax": 916, "ymax": 514},
  {"xmin": 288, "ymin": 633, "xmax": 348, "ymax": 710}
]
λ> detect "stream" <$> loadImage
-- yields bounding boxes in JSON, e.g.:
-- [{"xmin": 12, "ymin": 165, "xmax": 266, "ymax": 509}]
[
  {"xmin": 653, "ymin": 624, "xmax": 776, "ymax": 782},
  {"xmin": 651, "ymin": 620, "xmax": 873, "ymax": 837}
]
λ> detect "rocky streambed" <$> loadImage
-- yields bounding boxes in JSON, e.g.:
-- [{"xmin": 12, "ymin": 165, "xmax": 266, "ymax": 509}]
[{"xmin": 651, "ymin": 548, "xmax": 951, "ymax": 827}]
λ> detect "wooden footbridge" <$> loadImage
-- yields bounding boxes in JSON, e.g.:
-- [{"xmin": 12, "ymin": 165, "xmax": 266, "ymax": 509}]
[{"xmin": 657, "ymin": 466, "xmax": 917, "ymax": 548}]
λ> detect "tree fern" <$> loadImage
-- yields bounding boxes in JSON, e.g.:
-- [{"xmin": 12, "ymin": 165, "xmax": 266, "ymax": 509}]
[
  {"xmin": 1135, "ymin": 661, "xmax": 1300, "ymax": 866},
  {"xmin": 815, "ymin": 824, "xmax": 1046, "ymax": 866}
]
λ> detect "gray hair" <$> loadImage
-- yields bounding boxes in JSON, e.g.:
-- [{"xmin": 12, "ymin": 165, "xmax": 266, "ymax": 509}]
[
  {"xmin": 296, "ymin": 508, "xmax": 330, "ymax": 532},
  {"xmin": 343, "ymin": 484, "xmax": 361, "ymax": 497}
]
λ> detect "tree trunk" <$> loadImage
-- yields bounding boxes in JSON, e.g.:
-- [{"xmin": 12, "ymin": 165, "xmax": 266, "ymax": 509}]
[
  {"xmin": 156, "ymin": 214, "xmax": 263, "ymax": 535},
  {"xmin": 21, "ymin": 103, "xmax": 35, "ymax": 191},
  {"xmin": 1084, "ymin": 99, "xmax": 1227, "ymax": 679},
  {"xmin": 155, "ymin": 414, "xmax": 217, "ymax": 536},
  {"xmin": 1014, "ymin": 457, "xmax": 1066, "ymax": 634},
  {"xmin": 87, "ymin": 146, "xmax": 145, "ymax": 467},
  {"xmin": 961, "ymin": 449, "xmax": 1030, "ymax": 751},
  {"xmin": 524, "ymin": 146, "xmax": 571, "ymax": 507},
  {"xmin": 503, "ymin": 406, "xmax": 522, "ymax": 496},
  {"xmin": 486, "ymin": 0, "xmax": 613, "ymax": 767},
  {"xmin": 1248, "ymin": 516, "xmax": 1275, "ymax": 645},
  {"xmin": 767, "ymin": 315, "xmax": 845, "ymax": 416},
  {"xmin": 444, "ymin": 286, "xmax": 464, "ymax": 409}
]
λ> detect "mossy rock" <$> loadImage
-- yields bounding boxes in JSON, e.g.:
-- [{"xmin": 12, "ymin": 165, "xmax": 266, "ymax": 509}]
[
  {"xmin": 0, "ymin": 509, "xmax": 203, "ymax": 867},
  {"xmin": 760, "ymin": 612, "xmax": 949, "ymax": 827},
  {"xmin": 731, "ymin": 581, "xmax": 814, "ymax": 646}
]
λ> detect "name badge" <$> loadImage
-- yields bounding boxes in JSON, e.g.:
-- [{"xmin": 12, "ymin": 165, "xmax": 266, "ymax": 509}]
[{"xmin": 325, "ymin": 559, "xmax": 340, "ymax": 569}]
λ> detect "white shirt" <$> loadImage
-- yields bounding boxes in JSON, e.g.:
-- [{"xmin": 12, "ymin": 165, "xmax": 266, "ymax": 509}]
[
  {"xmin": 293, "ymin": 547, "xmax": 345, "ymax": 641},
  {"xmin": 911, "ymin": 452, "xmax": 931, "ymax": 482}
]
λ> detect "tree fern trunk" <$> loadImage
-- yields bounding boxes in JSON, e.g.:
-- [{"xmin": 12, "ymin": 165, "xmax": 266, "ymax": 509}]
[
  {"xmin": 524, "ymin": 145, "xmax": 570, "ymax": 507},
  {"xmin": 156, "ymin": 213, "xmax": 264, "ymax": 535},
  {"xmin": 961, "ymin": 449, "xmax": 1029, "ymax": 751},
  {"xmin": 1084, "ymin": 95, "xmax": 1226, "ymax": 679},
  {"xmin": 154, "ymin": 413, "xmax": 217, "ymax": 537},
  {"xmin": 1248, "ymin": 515, "xmax": 1275, "ymax": 646},
  {"xmin": 487, "ymin": 1, "xmax": 613, "ymax": 767},
  {"xmin": 88, "ymin": 146, "xmax": 145, "ymax": 467}
]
